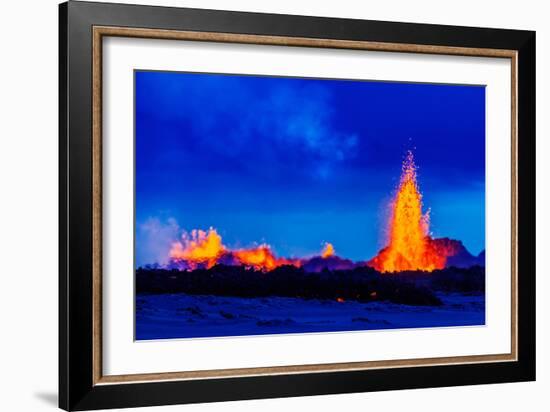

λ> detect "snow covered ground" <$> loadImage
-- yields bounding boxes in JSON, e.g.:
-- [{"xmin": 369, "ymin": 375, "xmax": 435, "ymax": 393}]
[{"xmin": 135, "ymin": 292, "xmax": 485, "ymax": 340}]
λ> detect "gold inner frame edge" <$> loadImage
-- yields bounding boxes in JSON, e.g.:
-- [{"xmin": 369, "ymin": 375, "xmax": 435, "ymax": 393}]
[{"xmin": 91, "ymin": 25, "xmax": 518, "ymax": 386}]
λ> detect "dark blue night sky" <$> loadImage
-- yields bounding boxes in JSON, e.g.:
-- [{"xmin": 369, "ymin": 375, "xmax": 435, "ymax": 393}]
[{"xmin": 135, "ymin": 71, "xmax": 485, "ymax": 266}]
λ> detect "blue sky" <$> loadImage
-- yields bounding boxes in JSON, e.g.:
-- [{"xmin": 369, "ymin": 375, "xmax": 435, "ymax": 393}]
[{"xmin": 135, "ymin": 71, "xmax": 485, "ymax": 266}]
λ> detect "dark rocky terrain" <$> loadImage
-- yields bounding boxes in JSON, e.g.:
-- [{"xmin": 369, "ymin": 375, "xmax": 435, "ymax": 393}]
[{"xmin": 136, "ymin": 264, "xmax": 485, "ymax": 307}]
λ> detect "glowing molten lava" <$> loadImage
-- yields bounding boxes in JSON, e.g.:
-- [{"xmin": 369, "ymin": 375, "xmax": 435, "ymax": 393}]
[
  {"xmin": 234, "ymin": 245, "xmax": 301, "ymax": 271},
  {"xmin": 369, "ymin": 151, "xmax": 447, "ymax": 273},
  {"xmin": 169, "ymin": 228, "xmax": 225, "ymax": 269},
  {"xmin": 166, "ymin": 152, "xmax": 461, "ymax": 274},
  {"xmin": 170, "ymin": 228, "xmax": 301, "ymax": 271},
  {"xmin": 321, "ymin": 243, "xmax": 335, "ymax": 258}
]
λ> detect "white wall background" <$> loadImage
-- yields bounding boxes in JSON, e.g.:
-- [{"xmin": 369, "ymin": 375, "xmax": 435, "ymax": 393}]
[{"xmin": 0, "ymin": 0, "xmax": 546, "ymax": 411}]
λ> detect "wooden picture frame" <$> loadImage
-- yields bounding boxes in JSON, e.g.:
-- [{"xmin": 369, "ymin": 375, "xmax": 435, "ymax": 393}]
[{"xmin": 59, "ymin": 1, "xmax": 535, "ymax": 410}]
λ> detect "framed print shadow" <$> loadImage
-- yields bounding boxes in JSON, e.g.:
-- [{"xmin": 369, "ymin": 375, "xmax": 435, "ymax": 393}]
[{"xmin": 59, "ymin": 1, "xmax": 536, "ymax": 410}]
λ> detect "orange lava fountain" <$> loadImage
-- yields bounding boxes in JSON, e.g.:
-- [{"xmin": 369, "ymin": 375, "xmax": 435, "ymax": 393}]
[
  {"xmin": 369, "ymin": 151, "xmax": 447, "ymax": 273},
  {"xmin": 321, "ymin": 242, "xmax": 335, "ymax": 258}
]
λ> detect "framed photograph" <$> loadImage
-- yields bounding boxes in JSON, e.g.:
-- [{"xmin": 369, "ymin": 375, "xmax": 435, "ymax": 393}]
[{"xmin": 59, "ymin": 1, "xmax": 535, "ymax": 410}]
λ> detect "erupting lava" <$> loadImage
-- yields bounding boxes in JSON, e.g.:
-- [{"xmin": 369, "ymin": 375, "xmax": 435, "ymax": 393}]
[
  {"xmin": 169, "ymin": 228, "xmax": 225, "ymax": 269},
  {"xmin": 321, "ymin": 243, "xmax": 335, "ymax": 258},
  {"xmin": 170, "ymin": 228, "xmax": 301, "ymax": 271},
  {"xmin": 167, "ymin": 151, "xmax": 461, "ymax": 274},
  {"xmin": 368, "ymin": 151, "xmax": 449, "ymax": 273},
  {"xmin": 234, "ymin": 245, "xmax": 301, "ymax": 271}
]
